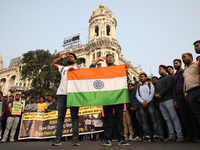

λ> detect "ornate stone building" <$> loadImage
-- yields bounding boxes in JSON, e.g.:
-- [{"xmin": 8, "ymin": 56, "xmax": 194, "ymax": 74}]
[
  {"xmin": 59, "ymin": 3, "xmax": 142, "ymax": 81},
  {"xmin": 0, "ymin": 3, "xmax": 142, "ymax": 96},
  {"xmin": 0, "ymin": 55, "xmax": 30, "ymax": 96}
]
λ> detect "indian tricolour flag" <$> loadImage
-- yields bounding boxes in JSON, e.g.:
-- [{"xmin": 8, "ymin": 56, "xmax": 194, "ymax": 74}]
[{"xmin": 67, "ymin": 65, "xmax": 129, "ymax": 107}]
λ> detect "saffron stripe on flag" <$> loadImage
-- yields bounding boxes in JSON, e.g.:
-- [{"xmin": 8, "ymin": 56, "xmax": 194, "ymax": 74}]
[
  {"xmin": 68, "ymin": 65, "xmax": 127, "ymax": 80},
  {"xmin": 67, "ymin": 89, "xmax": 129, "ymax": 107}
]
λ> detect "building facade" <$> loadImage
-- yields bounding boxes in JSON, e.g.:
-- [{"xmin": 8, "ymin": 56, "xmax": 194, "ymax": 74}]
[
  {"xmin": 0, "ymin": 3, "xmax": 142, "ymax": 96},
  {"xmin": 0, "ymin": 55, "xmax": 30, "ymax": 96}
]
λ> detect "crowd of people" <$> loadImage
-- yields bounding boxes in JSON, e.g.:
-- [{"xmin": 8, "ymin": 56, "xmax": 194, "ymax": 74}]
[
  {"xmin": 0, "ymin": 40, "xmax": 199, "ymax": 147},
  {"xmin": 0, "ymin": 92, "xmax": 58, "ymax": 142},
  {"xmin": 124, "ymin": 40, "xmax": 200, "ymax": 144}
]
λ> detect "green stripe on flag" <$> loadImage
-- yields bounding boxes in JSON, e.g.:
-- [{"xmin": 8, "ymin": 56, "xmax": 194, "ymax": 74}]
[{"xmin": 67, "ymin": 89, "xmax": 129, "ymax": 107}]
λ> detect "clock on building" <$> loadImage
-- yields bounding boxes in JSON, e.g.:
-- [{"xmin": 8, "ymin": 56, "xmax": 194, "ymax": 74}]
[{"xmin": 104, "ymin": 11, "xmax": 112, "ymax": 18}]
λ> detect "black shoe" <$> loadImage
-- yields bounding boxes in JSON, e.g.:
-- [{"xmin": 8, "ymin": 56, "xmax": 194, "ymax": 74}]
[
  {"xmin": 51, "ymin": 138, "xmax": 61, "ymax": 146},
  {"xmin": 183, "ymin": 137, "xmax": 191, "ymax": 142},
  {"xmin": 72, "ymin": 138, "xmax": 80, "ymax": 146},
  {"xmin": 102, "ymin": 140, "xmax": 111, "ymax": 146},
  {"xmin": 153, "ymin": 136, "xmax": 160, "ymax": 142},
  {"xmin": 118, "ymin": 140, "xmax": 130, "ymax": 146},
  {"xmin": 143, "ymin": 136, "xmax": 151, "ymax": 142},
  {"xmin": 192, "ymin": 137, "xmax": 198, "ymax": 142}
]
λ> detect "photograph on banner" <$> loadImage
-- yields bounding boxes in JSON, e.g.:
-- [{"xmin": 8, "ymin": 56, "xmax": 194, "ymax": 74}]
[
  {"xmin": 11, "ymin": 102, "xmax": 23, "ymax": 115},
  {"xmin": 19, "ymin": 106, "xmax": 103, "ymax": 139}
]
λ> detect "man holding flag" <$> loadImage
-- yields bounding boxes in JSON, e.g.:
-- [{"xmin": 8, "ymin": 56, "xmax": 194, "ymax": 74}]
[
  {"xmin": 51, "ymin": 53, "xmax": 80, "ymax": 146},
  {"xmin": 89, "ymin": 54, "xmax": 130, "ymax": 146}
]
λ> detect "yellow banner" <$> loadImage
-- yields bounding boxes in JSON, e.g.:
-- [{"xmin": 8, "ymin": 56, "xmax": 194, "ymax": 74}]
[{"xmin": 23, "ymin": 106, "xmax": 102, "ymax": 121}]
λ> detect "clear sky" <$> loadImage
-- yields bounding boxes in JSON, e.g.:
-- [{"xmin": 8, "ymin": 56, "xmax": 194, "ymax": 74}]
[{"xmin": 0, "ymin": 0, "xmax": 200, "ymax": 77}]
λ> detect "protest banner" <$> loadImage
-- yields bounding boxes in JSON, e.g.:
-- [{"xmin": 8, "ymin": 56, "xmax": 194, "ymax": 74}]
[
  {"xmin": 11, "ymin": 102, "xmax": 22, "ymax": 115},
  {"xmin": 19, "ymin": 106, "xmax": 103, "ymax": 140}
]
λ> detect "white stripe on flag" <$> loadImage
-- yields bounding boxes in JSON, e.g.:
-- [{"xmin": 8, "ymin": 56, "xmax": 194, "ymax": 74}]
[{"xmin": 68, "ymin": 76, "xmax": 127, "ymax": 93}]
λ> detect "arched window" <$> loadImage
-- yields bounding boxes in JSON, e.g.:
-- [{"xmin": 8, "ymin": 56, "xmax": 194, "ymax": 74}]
[
  {"xmin": 9, "ymin": 75, "xmax": 16, "ymax": 85},
  {"xmin": 77, "ymin": 58, "xmax": 86, "ymax": 64},
  {"xmin": 106, "ymin": 25, "xmax": 111, "ymax": 36},
  {"xmin": 95, "ymin": 26, "xmax": 99, "ymax": 36}
]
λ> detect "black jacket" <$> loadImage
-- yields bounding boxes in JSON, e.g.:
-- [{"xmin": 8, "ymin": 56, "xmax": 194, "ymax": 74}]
[{"xmin": 155, "ymin": 74, "xmax": 173, "ymax": 102}]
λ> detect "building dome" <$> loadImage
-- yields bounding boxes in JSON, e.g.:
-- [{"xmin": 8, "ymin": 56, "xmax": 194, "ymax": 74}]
[
  {"xmin": 89, "ymin": 3, "xmax": 116, "ymax": 23},
  {"xmin": 99, "ymin": 3, "xmax": 104, "ymax": 8}
]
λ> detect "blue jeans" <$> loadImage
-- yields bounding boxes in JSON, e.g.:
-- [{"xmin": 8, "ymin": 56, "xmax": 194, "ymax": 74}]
[
  {"xmin": 188, "ymin": 86, "xmax": 200, "ymax": 124},
  {"xmin": 154, "ymin": 108, "xmax": 164, "ymax": 138},
  {"xmin": 56, "ymin": 95, "xmax": 79, "ymax": 139},
  {"xmin": 159, "ymin": 99, "xmax": 183, "ymax": 138},
  {"xmin": 139, "ymin": 102, "xmax": 159, "ymax": 136}
]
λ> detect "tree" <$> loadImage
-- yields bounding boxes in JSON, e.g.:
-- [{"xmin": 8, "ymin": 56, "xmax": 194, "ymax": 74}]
[{"xmin": 20, "ymin": 49, "xmax": 62, "ymax": 98}]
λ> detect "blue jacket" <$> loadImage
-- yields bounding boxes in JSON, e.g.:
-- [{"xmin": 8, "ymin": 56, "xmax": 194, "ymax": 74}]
[{"xmin": 129, "ymin": 90, "xmax": 140, "ymax": 107}]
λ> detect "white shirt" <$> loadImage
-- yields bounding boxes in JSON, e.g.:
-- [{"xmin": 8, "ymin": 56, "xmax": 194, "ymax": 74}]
[
  {"xmin": 56, "ymin": 65, "xmax": 77, "ymax": 95},
  {"xmin": 136, "ymin": 82, "xmax": 155, "ymax": 104},
  {"xmin": 45, "ymin": 101, "xmax": 52, "ymax": 107}
]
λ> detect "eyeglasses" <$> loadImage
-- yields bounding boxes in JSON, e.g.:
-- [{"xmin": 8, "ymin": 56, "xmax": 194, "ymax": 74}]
[{"xmin": 106, "ymin": 56, "xmax": 114, "ymax": 60}]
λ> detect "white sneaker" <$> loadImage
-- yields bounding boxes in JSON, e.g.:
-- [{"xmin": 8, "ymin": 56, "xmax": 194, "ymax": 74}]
[
  {"xmin": 10, "ymin": 139, "xmax": 15, "ymax": 142},
  {"xmin": 132, "ymin": 136, "xmax": 142, "ymax": 142},
  {"xmin": 129, "ymin": 135, "xmax": 133, "ymax": 141},
  {"xmin": 124, "ymin": 135, "xmax": 128, "ymax": 141},
  {"xmin": 1, "ymin": 139, "xmax": 6, "ymax": 143}
]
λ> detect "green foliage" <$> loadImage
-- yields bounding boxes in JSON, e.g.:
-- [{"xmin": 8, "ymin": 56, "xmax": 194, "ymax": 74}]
[{"xmin": 20, "ymin": 49, "xmax": 61, "ymax": 98}]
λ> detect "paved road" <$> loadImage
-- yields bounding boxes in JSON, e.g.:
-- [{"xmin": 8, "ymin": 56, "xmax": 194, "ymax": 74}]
[{"xmin": 1, "ymin": 140, "xmax": 200, "ymax": 150}]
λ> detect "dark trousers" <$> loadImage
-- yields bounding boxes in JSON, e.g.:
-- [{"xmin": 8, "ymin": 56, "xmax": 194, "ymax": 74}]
[
  {"xmin": 176, "ymin": 92, "xmax": 200, "ymax": 139},
  {"xmin": 103, "ymin": 104, "xmax": 125, "ymax": 141},
  {"xmin": 111, "ymin": 114, "xmax": 119, "ymax": 139},
  {"xmin": 56, "ymin": 95, "xmax": 79, "ymax": 139},
  {"xmin": 129, "ymin": 110, "xmax": 142, "ymax": 137},
  {"xmin": 188, "ymin": 87, "xmax": 200, "ymax": 125}
]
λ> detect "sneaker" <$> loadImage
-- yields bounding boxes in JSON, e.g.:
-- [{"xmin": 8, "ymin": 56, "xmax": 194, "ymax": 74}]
[
  {"xmin": 176, "ymin": 137, "xmax": 183, "ymax": 142},
  {"xmin": 143, "ymin": 136, "xmax": 151, "ymax": 142},
  {"xmin": 10, "ymin": 139, "xmax": 15, "ymax": 142},
  {"xmin": 163, "ymin": 137, "xmax": 176, "ymax": 142},
  {"xmin": 153, "ymin": 135, "xmax": 160, "ymax": 142},
  {"xmin": 72, "ymin": 138, "xmax": 80, "ymax": 146},
  {"xmin": 128, "ymin": 135, "xmax": 133, "ymax": 141},
  {"xmin": 159, "ymin": 136, "xmax": 164, "ymax": 141},
  {"xmin": 132, "ymin": 136, "xmax": 142, "ymax": 142},
  {"xmin": 51, "ymin": 138, "xmax": 61, "ymax": 146},
  {"xmin": 102, "ymin": 140, "xmax": 111, "ymax": 146},
  {"xmin": 124, "ymin": 135, "xmax": 128, "ymax": 141},
  {"xmin": 118, "ymin": 140, "xmax": 130, "ymax": 146},
  {"xmin": 0, "ymin": 139, "xmax": 6, "ymax": 143}
]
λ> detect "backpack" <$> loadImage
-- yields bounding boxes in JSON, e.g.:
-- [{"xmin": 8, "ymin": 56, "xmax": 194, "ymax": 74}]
[{"xmin": 137, "ymin": 82, "xmax": 151, "ymax": 97}]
